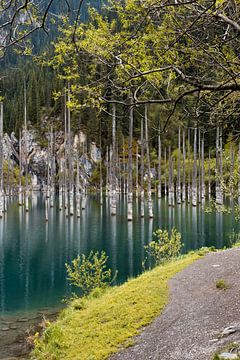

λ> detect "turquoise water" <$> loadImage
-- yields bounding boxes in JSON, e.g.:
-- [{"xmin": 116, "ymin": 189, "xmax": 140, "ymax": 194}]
[{"xmin": 0, "ymin": 194, "xmax": 238, "ymax": 315}]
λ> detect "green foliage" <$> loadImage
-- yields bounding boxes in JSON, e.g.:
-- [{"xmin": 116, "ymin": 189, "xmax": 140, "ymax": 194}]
[
  {"xmin": 145, "ymin": 227, "xmax": 183, "ymax": 266},
  {"xmin": 215, "ymin": 279, "xmax": 229, "ymax": 290},
  {"xmin": 66, "ymin": 251, "xmax": 116, "ymax": 296}
]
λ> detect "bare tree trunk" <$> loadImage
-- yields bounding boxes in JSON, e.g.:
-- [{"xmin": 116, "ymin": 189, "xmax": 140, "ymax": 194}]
[
  {"xmin": 19, "ymin": 130, "xmax": 23, "ymax": 206},
  {"xmin": 145, "ymin": 105, "xmax": 153, "ymax": 218},
  {"xmin": 216, "ymin": 126, "xmax": 223, "ymax": 205},
  {"xmin": 76, "ymin": 156, "xmax": 81, "ymax": 218},
  {"xmin": 99, "ymin": 121, "xmax": 103, "ymax": 205},
  {"xmin": 127, "ymin": 100, "xmax": 133, "ymax": 221},
  {"xmin": 201, "ymin": 134, "xmax": 205, "ymax": 202},
  {"xmin": 177, "ymin": 127, "xmax": 181, "ymax": 204},
  {"xmin": 50, "ymin": 126, "xmax": 54, "ymax": 208},
  {"xmin": 164, "ymin": 147, "xmax": 167, "ymax": 196},
  {"xmin": 208, "ymin": 149, "xmax": 211, "ymax": 198},
  {"xmin": 140, "ymin": 117, "xmax": 145, "ymax": 218},
  {"xmin": 187, "ymin": 128, "xmax": 191, "ymax": 203},
  {"xmin": 168, "ymin": 147, "xmax": 173, "ymax": 206},
  {"xmin": 157, "ymin": 131, "xmax": 161, "ymax": 199},
  {"xmin": 182, "ymin": 129, "xmax": 186, "ymax": 202},
  {"xmin": 0, "ymin": 103, "xmax": 4, "ymax": 218},
  {"xmin": 136, "ymin": 143, "xmax": 139, "ymax": 197},
  {"xmin": 110, "ymin": 103, "xmax": 117, "ymax": 216},
  {"xmin": 238, "ymin": 143, "xmax": 240, "ymax": 205},
  {"xmin": 198, "ymin": 129, "xmax": 201, "ymax": 203},
  {"xmin": 67, "ymin": 83, "xmax": 74, "ymax": 216},
  {"xmin": 192, "ymin": 128, "xmax": 197, "ymax": 206},
  {"xmin": 59, "ymin": 158, "xmax": 63, "ymax": 211},
  {"xmin": 24, "ymin": 80, "xmax": 29, "ymax": 212}
]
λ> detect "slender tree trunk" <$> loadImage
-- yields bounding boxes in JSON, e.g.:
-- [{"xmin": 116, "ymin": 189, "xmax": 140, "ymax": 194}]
[
  {"xmin": 201, "ymin": 134, "xmax": 205, "ymax": 201},
  {"xmin": 208, "ymin": 149, "xmax": 211, "ymax": 198},
  {"xmin": 198, "ymin": 129, "xmax": 201, "ymax": 203},
  {"xmin": 99, "ymin": 120, "xmax": 103, "ymax": 205},
  {"xmin": 127, "ymin": 100, "xmax": 133, "ymax": 221},
  {"xmin": 76, "ymin": 156, "xmax": 81, "ymax": 218},
  {"xmin": 192, "ymin": 128, "xmax": 197, "ymax": 206},
  {"xmin": 230, "ymin": 144, "xmax": 234, "ymax": 198},
  {"xmin": 187, "ymin": 128, "xmax": 191, "ymax": 203},
  {"xmin": 145, "ymin": 105, "xmax": 153, "ymax": 218},
  {"xmin": 177, "ymin": 127, "xmax": 181, "ymax": 204},
  {"xmin": 164, "ymin": 147, "xmax": 167, "ymax": 196},
  {"xmin": 68, "ymin": 83, "xmax": 74, "ymax": 215},
  {"xmin": 238, "ymin": 143, "xmax": 240, "ymax": 205},
  {"xmin": 110, "ymin": 103, "xmax": 117, "ymax": 216},
  {"xmin": 24, "ymin": 81, "xmax": 29, "ymax": 212},
  {"xmin": 157, "ymin": 131, "xmax": 161, "ymax": 199},
  {"xmin": 50, "ymin": 126, "xmax": 54, "ymax": 208},
  {"xmin": 182, "ymin": 129, "xmax": 186, "ymax": 202},
  {"xmin": 19, "ymin": 130, "xmax": 23, "ymax": 206},
  {"xmin": 140, "ymin": 117, "xmax": 145, "ymax": 218},
  {"xmin": 0, "ymin": 103, "xmax": 4, "ymax": 218},
  {"xmin": 136, "ymin": 143, "xmax": 139, "ymax": 197}
]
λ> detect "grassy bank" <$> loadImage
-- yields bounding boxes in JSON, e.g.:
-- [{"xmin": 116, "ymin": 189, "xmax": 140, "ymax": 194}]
[{"xmin": 32, "ymin": 253, "xmax": 202, "ymax": 360}]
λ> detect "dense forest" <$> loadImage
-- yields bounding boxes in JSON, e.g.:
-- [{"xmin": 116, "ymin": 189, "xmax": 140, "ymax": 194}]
[{"xmin": 1, "ymin": 0, "xmax": 239, "ymax": 148}]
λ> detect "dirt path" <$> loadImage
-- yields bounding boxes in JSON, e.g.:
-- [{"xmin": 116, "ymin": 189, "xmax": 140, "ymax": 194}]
[{"xmin": 111, "ymin": 248, "xmax": 240, "ymax": 360}]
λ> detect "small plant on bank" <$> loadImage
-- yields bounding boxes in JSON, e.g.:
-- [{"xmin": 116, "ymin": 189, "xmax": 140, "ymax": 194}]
[
  {"xmin": 215, "ymin": 279, "xmax": 229, "ymax": 290},
  {"xmin": 66, "ymin": 251, "xmax": 117, "ymax": 296},
  {"xmin": 145, "ymin": 227, "xmax": 183, "ymax": 266}
]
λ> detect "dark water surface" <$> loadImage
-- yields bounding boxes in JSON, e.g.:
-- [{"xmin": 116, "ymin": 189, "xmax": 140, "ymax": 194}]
[{"xmin": 0, "ymin": 194, "xmax": 239, "ymax": 317}]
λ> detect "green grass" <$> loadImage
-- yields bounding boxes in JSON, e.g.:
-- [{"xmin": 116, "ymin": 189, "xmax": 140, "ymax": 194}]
[
  {"xmin": 215, "ymin": 279, "xmax": 229, "ymax": 290},
  {"xmin": 31, "ymin": 253, "xmax": 201, "ymax": 360}
]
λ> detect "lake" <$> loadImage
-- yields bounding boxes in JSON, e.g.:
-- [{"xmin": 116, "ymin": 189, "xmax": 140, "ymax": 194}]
[{"xmin": 0, "ymin": 194, "xmax": 238, "ymax": 316}]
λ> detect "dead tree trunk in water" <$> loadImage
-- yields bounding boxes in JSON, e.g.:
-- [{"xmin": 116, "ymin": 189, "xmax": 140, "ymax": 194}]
[
  {"xmin": 144, "ymin": 105, "xmax": 153, "ymax": 218},
  {"xmin": 110, "ymin": 103, "xmax": 117, "ymax": 216},
  {"xmin": 157, "ymin": 131, "xmax": 161, "ymax": 199},
  {"xmin": 127, "ymin": 100, "xmax": 133, "ymax": 221},
  {"xmin": 201, "ymin": 134, "xmax": 205, "ymax": 202},
  {"xmin": 182, "ymin": 130, "xmax": 186, "ymax": 202},
  {"xmin": 177, "ymin": 127, "xmax": 181, "ymax": 204},
  {"xmin": 187, "ymin": 128, "xmax": 191, "ymax": 203},
  {"xmin": 19, "ymin": 130, "xmax": 23, "ymax": 206},
  {"xmin": 0, "ymin": 103, "xmax": 4, "ymax": 218},
  {"xmin": 24, "ymin": 81, "xmax": 29, "ymax": 212},
  {"xmin": 192, "ymin": 128, "xmax": 197, "ymax": 206},
  {"xmin": 67, "ymin": 83, "xmax": 74, "ymax": 216},
  {"xmin": 140, "ymin": 117, "xmax": 145, "ymax": 218}
]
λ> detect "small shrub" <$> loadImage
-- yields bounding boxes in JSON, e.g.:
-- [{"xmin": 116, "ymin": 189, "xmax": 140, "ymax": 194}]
[
  {"xmin": 66, "ymin": 251, "xmax": 117, "ymax": 296},
  {"xmin": 215, "ymin": 279, "xmax": 228, "ymax": 290},
  {"xmin": 145, "ymin": 227, "xmax": 183, "ymax": 266}
]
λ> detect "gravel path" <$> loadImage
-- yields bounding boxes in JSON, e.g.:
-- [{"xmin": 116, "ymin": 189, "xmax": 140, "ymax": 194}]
[{"xmin": 111, "ymin": 248, "xmax": 240, "ymax": 360}]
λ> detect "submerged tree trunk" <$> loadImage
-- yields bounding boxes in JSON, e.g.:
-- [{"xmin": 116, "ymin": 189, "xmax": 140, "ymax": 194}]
[
  {"xmin": 24, "ymin": 81, "xmax": 29, "ymax": 212},
  {"xmin": 140, "ymin": 117, "xmax": 145, "ymax": 218},
  {"xmin": 192, "ymin": 128, "xmax": 197, "ymax": 206},
  {"xmin": 67, "ymin": 83, "xmax": 74, "ymax": 216},
  {"xmin": 157, "ymin": 131, "xmax": 161, "ymax": 199},
  {"xmin": 208, "ymin": 149, "xmax": 211, "ymax": 198},
  {"xmin": 187, "ymin": 128, "xmax": 191, "ymax": 203},
  {"xmin": 19, "ymin": 130, "xmax": 23, "ymax": 206},
  {"xmin": 164, "ymin": 147, "xmax": 167, "ymax": 196},
  {"xmin": 127, "ymin": 100, "xmax": 133, "ymax": 221},
  {"xmin": 110, "ymin": 103, "xmax": 117, "ymax": 216},
  {"xmin": 182, "ymin": 129, "xmax": 186, "ymax": 202},
  {"xmin": 145, "ymin": 105, "xmax": 153, "ymax": 218},
  {"xmin": 136, "ymin": 143, "xmax": 139, "ymax": 197},
  {"xmin": 0, "ymin": 103, "xmax": 4, "ymax": 218},
  {"xmin": 177, "ymin": 127, "xmax": 181, "ymax": 204},
  {"xmin": 201, "ymin": 134, "xmax": 205, "ymax": 202}
]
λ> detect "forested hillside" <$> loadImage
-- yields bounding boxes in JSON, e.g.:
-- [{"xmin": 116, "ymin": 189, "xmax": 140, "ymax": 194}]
[{"xmin": 0, "ymin": 0, "xmax": 239, "ymax": 153}]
